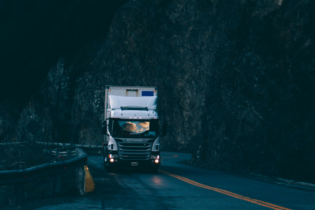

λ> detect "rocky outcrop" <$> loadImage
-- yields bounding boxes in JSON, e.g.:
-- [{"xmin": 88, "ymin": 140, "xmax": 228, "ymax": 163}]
[
  {"xmin": 89, "ymin": 0, "xmax": 315, "ymax": 181},
  {"xmin": 4, "ymin": 0, "xmax": 315, "ymax": 181},
  {"xmin": 0, "ymin": 101, "xmax": 19, "ymax": 142}
]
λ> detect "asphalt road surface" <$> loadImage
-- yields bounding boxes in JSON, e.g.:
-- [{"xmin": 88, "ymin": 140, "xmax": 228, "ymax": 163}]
[{"xmin": 21, "ymin": 152, "xmax": 315, "ymax": 209}]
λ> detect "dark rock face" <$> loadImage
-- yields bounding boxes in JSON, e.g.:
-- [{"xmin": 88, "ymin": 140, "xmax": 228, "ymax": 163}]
[
  {"xmin": 0, "ymin": 101, "xmax": 19, "ymax": 142},
  {"xmin": 5, "ymin": 0, "xmax": 315, "ymax": 181},
  {"xmin": 0, "ymin": 0, "xmax": 130, "ymax": 103}
]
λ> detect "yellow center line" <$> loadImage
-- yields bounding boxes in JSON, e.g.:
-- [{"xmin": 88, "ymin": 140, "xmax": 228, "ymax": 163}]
[{"xmin": 159, "ymin": 167, "xmax": 291, "ymax": 210}]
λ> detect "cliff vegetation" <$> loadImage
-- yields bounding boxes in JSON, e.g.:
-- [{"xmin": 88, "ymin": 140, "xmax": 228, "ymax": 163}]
[{"xmin": 0, "ymin": 0, "xmax": 314, "ymax": 182}]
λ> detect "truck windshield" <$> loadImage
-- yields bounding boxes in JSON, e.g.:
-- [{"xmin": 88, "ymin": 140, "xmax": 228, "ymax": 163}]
[{"xmin": 110, "ymin": 119, "xmax": 159, "ymax": 138}]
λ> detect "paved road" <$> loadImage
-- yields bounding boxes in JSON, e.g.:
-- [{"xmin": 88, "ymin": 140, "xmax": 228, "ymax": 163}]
[{"xmin": 22, "ymin": 152, "xmax": 315, "ymax": 209}]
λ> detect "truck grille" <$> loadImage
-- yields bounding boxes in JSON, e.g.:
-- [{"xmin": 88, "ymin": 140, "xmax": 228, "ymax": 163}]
[
  {"xmin": 119, "ymin": 143, "xmax": 151, "ymax": 151},
  {"xmin": 117, "ymin": 142, "xmax": 152, "ymax": 160}
]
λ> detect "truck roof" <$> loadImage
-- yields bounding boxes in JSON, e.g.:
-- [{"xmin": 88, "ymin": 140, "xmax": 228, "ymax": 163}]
[
  {"xmin": 104, "ymin": 86, "xmax": 159, "ymax": 121},
  {"xmin": 109, "ymin": 96, "xmax": 157, "ymax": 110},
  {"xmin": 106, "ymin": 85, "xmax": 157, "ymax": 89},
  {"xmin": 111, "ymin": 109, "xmax": 158, "ymax": 120},
  {"xmin": 106, "ymin": 86, "xmax": 157, "ymax": 97}
]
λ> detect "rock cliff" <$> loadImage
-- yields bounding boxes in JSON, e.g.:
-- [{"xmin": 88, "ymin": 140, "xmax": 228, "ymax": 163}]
[{"xmin": 1, "ymin": 0, "xmax": 315, "ymax": 181}]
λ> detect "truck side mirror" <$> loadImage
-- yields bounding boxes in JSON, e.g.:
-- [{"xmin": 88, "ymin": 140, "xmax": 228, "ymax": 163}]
[
  {"xmin": 162, "ymin": 122, "xmax": 167, "ymax": 136},
  {"xmin": 101, "ymin": 121, "xmax": 107, "ymax": 134}
]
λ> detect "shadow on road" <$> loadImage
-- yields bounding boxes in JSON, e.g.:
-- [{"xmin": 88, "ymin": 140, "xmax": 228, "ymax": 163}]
[{"xmin": 105, "ymin": 167, "xmax": 159, "ymax": 174}]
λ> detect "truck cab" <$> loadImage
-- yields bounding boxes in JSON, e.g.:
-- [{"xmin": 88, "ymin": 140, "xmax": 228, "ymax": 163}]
[{"xmin": 102, "ymin": 86, "xmax": 164, "ymax": 172}]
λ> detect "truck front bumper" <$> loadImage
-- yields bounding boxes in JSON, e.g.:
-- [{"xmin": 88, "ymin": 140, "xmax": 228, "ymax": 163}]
[
  {"xmin": 107, "ymin": 159, "xmax": 161, "ymax": 167},
  {"xmin": 104, "ymin": 150, "xmax": 160, "ymax": 168}
]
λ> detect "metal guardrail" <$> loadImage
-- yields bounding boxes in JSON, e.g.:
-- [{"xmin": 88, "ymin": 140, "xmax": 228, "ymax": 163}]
[
  {"xmin": 43, "ymin": 147, "xmax": 77, "ymax": 159},
  {"xmin": 0, "ymin": 142, "xmax": 24, "ymax": 145},
  {"xmin": 0, "ymin": 141, "xmax": 103, "ymax": 148},
  {"xmin": 0, "ymin": 148, "xmax": 88, "ymax": 205},
  {"xmin": 36, "ymin": 141, "xmax": 103, "ymax": 148}
]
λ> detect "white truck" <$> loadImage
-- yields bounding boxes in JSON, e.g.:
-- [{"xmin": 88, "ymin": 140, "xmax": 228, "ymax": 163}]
[{"xmin": 102, "ymin": 86, "xmax": 166, "ymax": 172}]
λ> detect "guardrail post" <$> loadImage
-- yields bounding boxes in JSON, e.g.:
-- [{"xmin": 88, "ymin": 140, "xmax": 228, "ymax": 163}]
[
  {"xmin": 81, "ymin": 166, "xmax": 85, "ymax": 196},
  {"xmin": 15, "ymin": 183, "xmax": 24, "ymax": 204},
  {"xmin": 53, "ymin": 174, "xmax": 62, "ymax": 193},
  {"xmin": 76, "ymin": 166, "xmax": 85, "ymax": 195}
]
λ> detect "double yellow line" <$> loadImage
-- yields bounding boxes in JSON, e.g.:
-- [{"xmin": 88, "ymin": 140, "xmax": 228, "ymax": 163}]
[{"xmin": 159, "ymin": 155, "xmax": 291, "ymax": 210}]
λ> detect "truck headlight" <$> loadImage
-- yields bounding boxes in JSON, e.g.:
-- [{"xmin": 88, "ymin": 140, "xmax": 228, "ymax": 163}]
[{"xmin": 152, "ymin": 137, "xmax": 160, "ymax": 151}]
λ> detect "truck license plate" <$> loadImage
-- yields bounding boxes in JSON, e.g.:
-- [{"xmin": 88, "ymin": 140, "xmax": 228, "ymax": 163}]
[{"xmin": 131, "ymin": 162, "xmax": 138, "ymax": 166}]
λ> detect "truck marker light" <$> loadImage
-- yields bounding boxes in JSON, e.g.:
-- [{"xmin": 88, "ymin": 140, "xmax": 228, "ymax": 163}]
[
  {"xmin": 151, "ymin": 155, "xmax": 159, "ymax": 159},
  {"xmin": 110, "ymin": 158, "xmax": 114, "ymax": 163},
  {"xmin": 109, "ymin": 154, "xmax": 118, "ymax": 158},
  {"xmin": 155, "ymin": 159, "xmax": 159, "ymax": 164}
]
